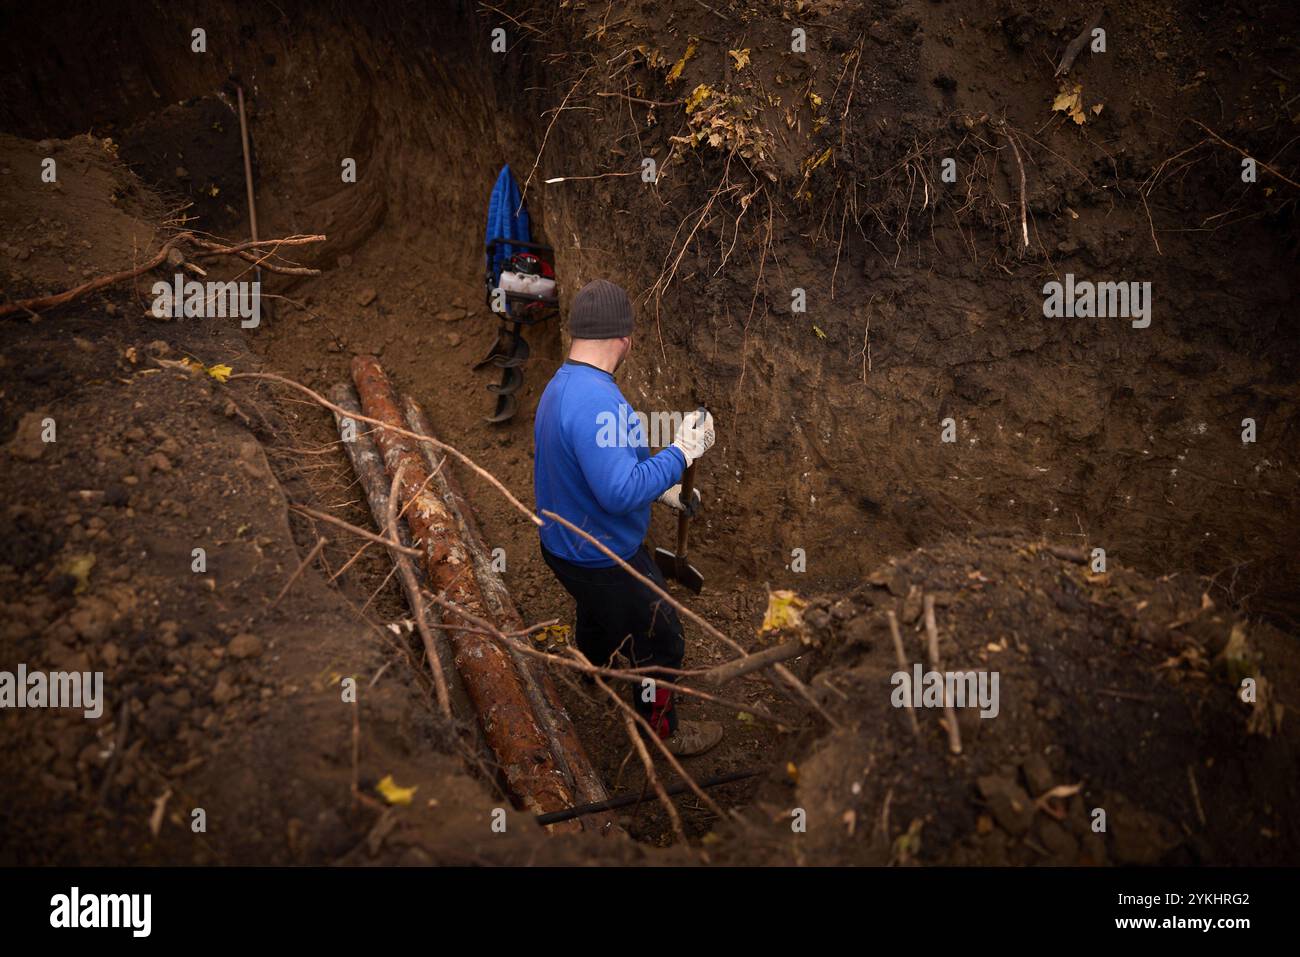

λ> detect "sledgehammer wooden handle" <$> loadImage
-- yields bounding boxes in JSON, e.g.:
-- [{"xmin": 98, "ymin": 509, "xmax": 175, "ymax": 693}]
[
  {"xmin": 675, "ymin": 461, "xmax": 696, "ymax": 562},
  {"xmin": 674, "ymin": 405, "xmax": 707, "ymax": 563}
]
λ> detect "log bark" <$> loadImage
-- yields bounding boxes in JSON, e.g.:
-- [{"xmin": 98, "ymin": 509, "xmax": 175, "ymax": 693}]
[
  {"xmin": 349, "ymin": 356, "xmax": 582, "ymax": 826},
  {"xmin": 328, "ymin": 387, "xmax": 455, "ymax": 702},
  {"xmin": 401, "ymin": 394, "xmax": 612, "ymax": 827}
]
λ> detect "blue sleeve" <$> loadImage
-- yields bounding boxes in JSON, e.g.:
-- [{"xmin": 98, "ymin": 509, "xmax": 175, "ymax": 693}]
[{"xmin": 566, "ymin": 393, "xmax": 686, "ymax": 516}]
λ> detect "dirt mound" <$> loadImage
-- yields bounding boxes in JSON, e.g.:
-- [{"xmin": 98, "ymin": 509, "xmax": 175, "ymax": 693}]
[
  {"xmin": 0, "ymin": 133, "xmax": 162, "ymax": 297},
  {"xmin": 718, "ymin": 536, "xmax": 1296, "ymax": 865},
  {"xmin": 0, "ymin": 139, "xmax": 642, "ymax": 865}
]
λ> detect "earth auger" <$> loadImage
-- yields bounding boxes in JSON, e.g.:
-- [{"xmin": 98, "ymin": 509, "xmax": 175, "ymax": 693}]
[{"xmin": 474, "ymin": 237, "xmax": 559, "ymax": 424}]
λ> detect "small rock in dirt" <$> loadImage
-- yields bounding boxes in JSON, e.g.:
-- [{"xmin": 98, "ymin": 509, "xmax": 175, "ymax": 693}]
[
  {"xmin": 1037, "ymin": 818, "xmax": 1079, "ymax": 860},
  {"xmin": 398, "ymin": 846, "xmax": 433, "ymax": 866},
  {"xmin": 6, "ymin": 411, "xmax": 51, "ymax": 461},
  {"xmin": 211, "ymin": 675, "xmax": 239, "ymax": 705},
  {"xmin": 1020, "ymin": 753, "xmax": 1054, "ymax": 797},
  {"xmin": 841, "ymin": 616, "xmax": 873, "ymax": 649},
  {"xmin": 48, "ymin": 574, "xmax": 78, "ymax": 598},
  {"xmin": 1109, "ymin": 797, "xmax": 1180, "ymax": 865},
  {"xmin": 228, "ymin": 633, "xmax": 264, "ymax": 659},
  {"xmin": 141, "ymin": 703, "xmax": 180, "ymax": 741},
  {"xmin": 104, "ymin": 484, "xmax": 130, "ymax": 508},
  {"xmin": 159, "ymin": 621, "xmax": 180, "ymax": 648},
  {"xmin": 1079, "ymin": 831, "xmax": 1108, "ymax": 866},
  {"xmin": 68, "ymin": 595, "xmax": 117, "ymax": 643},
  {"xmin": 977, "ymin": 775, "xmax": 1034, "ymax": 835},
  {"xmin": 356, "ymin": 287, "xmax": 378, "ymax": 307},
  {"xmin": 446, "ymin": 333, "xmax": 461, "ymax": 347}
]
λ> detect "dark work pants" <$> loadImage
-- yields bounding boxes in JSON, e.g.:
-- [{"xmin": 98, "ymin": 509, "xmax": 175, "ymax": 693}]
[{"xmin": 541, "ymin": 543, "xmax": 684, "ymax": 738}]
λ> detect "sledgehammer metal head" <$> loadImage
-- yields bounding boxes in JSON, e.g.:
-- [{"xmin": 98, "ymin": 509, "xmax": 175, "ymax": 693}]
[
  {"xmin": 654, "ymin": 412, "xmax": 706, "ymax": 593},
  {"xmin": 654, "ymin": 543, "xmax": 704, "ymax": 594}
]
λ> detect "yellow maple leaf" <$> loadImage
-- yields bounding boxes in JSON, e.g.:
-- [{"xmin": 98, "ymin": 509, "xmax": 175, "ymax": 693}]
[
  {"xmin": 1051, "ymin": 83, "xmax": 1088, "ymax": 125},
  {"xmin": 376, "ymin": 774, "xmax": 417, "ymax": 806},
  {"xmin": 759, "ymin": 589, "xmax": 807, "ymax": 634},
  {"xmin": 685, "ymin": 83, "xmax": 712, "ymax": 113},
  {"xmin": 206, "ymin": 363, "xmax": 233, "ymax": 382},
  {"xmin": 728, "ymin": 48, "xmax": 751, "ymax": 71}
]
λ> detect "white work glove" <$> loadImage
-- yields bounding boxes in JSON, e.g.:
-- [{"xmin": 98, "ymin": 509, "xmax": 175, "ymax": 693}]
[
  {"xmin": 671, "ymin": 408, "xmax": 715, "ymax": 466},
  {"xmin": 657, "ymin": 483, "xmax": 701, "ymax": 516}
]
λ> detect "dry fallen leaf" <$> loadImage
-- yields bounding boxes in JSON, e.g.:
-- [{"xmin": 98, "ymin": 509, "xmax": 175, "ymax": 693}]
[
  {"xmin": 1052, "ymin": 83, "xmax": 1088, "ymax": 125},
  {"xmin": 63, "ymin": 553, "xmax": 96, "ymax": 594},
  {"xmin": 728, "ymin": 48, "xmax": 751, "ymax": 71},
  {"xmin": 760, "ymin": 589, "xmax": 807, "ymax": 634},
  {"xmin": 685, "ymin": 83, "xmax": 713, "ymax": 113},
  {"xmin": 376, "ymin": 774, "xmax": 417, "ymax": 806},
  {"xmin": 667, "ymin": 38, "xmax": 697, "ymax": 83}
]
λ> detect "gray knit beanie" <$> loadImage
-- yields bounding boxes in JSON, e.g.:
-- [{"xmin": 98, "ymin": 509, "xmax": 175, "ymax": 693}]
[{"xmin": 568, "ymin": 279, "xmax": 634, "ymax": 339}]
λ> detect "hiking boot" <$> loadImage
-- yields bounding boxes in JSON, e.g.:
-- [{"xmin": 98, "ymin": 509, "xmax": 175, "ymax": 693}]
[{"xmin": 664, "ymin": 720, "xmax": 723, "ymax": 757}]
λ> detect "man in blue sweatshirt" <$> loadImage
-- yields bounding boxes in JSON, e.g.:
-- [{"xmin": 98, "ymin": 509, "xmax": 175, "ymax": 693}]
[{"xmin": 534, "ymin": 279, "xmax": 721, "ymax": 756}]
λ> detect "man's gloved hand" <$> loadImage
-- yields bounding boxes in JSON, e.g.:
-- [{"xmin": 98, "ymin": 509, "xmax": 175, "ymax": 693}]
[
  {"xmin": 657, "ymin": 483, "xmax": 702, "ymax": 516},
  {"xmin": 672, "ymin": 408, "xmax": 715, "ymax": 466}
]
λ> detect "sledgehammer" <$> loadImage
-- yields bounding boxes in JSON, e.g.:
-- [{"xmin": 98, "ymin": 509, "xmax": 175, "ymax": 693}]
[{"xmin": 654, "ymin": 409, "xmax": 707, "ymax": 594}]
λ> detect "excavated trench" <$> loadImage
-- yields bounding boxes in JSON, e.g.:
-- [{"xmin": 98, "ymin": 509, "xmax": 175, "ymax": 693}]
[
  {"xmin": 6, "ymin": 2, "xmax": 1296, "ymax": 618},
  {"xmin": 3, "ymin": 0, "xmax": 1297, "ymax": 860}
]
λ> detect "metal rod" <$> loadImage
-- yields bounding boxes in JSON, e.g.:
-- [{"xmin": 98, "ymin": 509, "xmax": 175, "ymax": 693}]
[
  {"xmin": 535, "ymin": 768, "xmax": 763, "ymax": 826},
  {"xmin": 235, "ymin": 84, "xmax": 261, "ymax": 284}
]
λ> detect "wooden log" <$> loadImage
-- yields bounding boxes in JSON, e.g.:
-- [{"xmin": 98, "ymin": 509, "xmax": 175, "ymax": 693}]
[
  {"xmin": 401, "ymin": 394, "xmax": 613, "ymax": 829},
  {"xmin": 350, "ymin": 356, "xmax": 580, "ymax": 825},
  {"xmin": 329, "ymin": 385, "xmax": 472, "ymax": 725}
]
